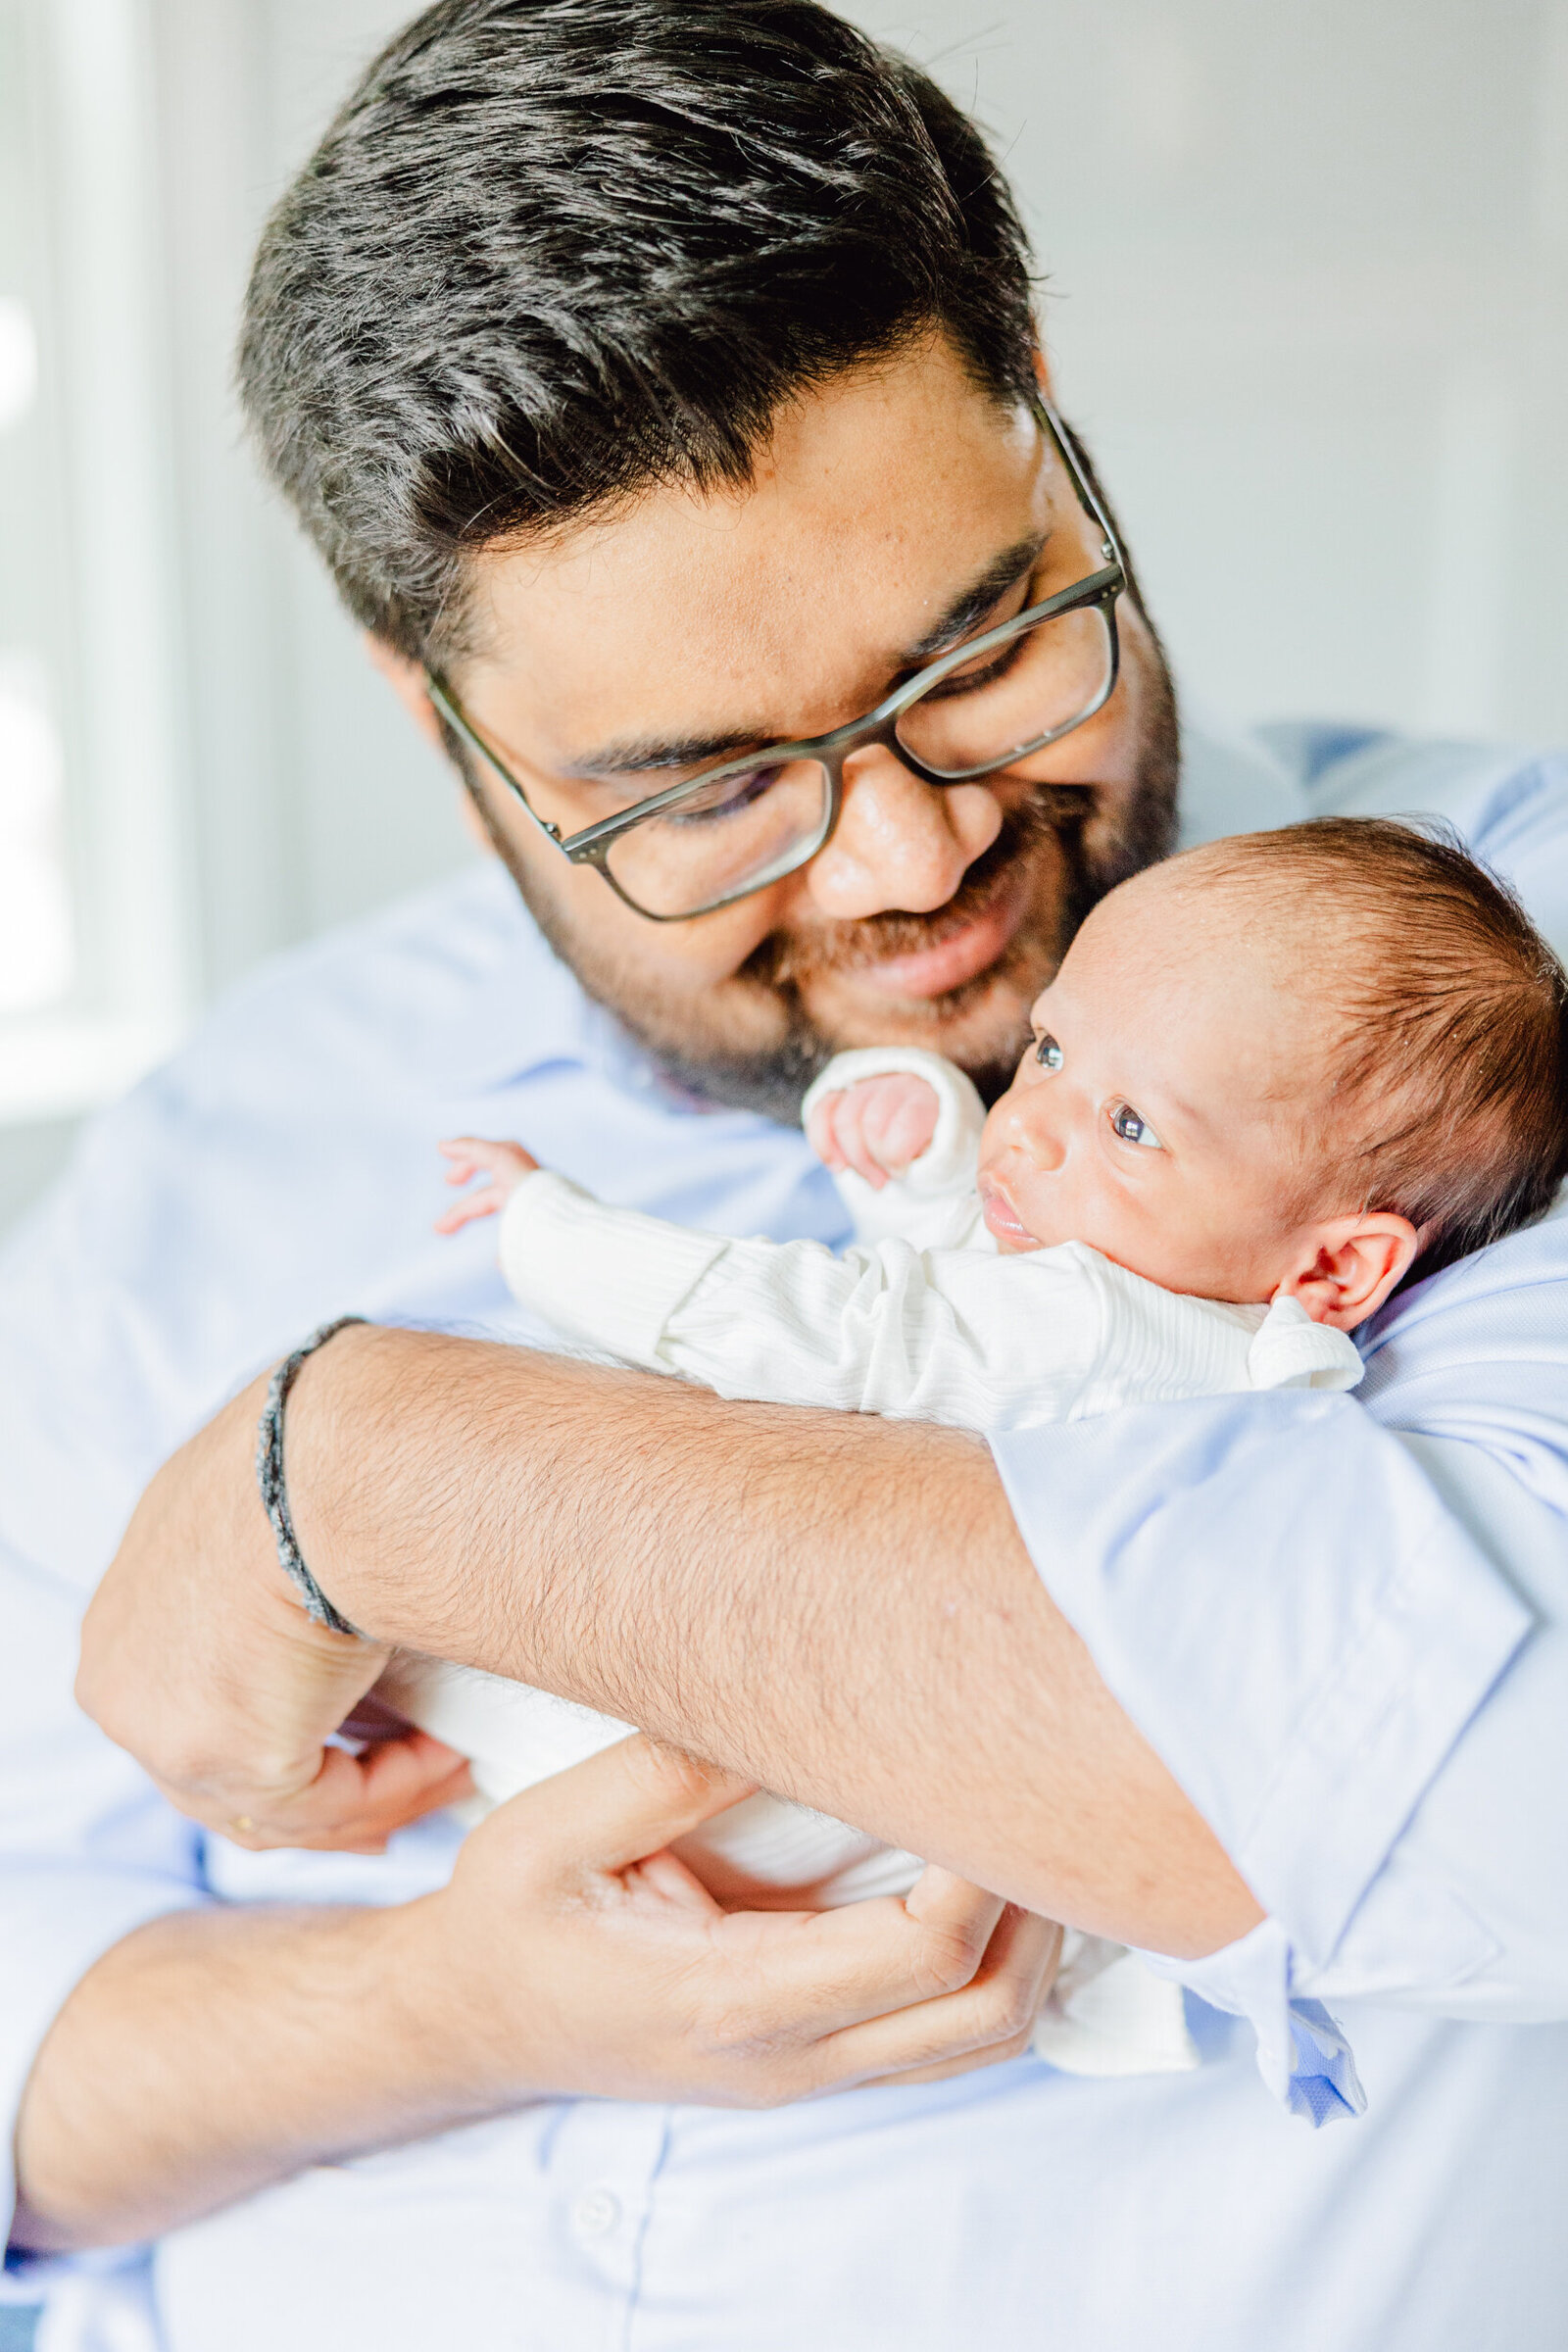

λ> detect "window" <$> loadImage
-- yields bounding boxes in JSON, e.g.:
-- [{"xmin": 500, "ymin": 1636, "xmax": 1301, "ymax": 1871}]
[{"xmin": 0, "ymin": 0, "xmax": 193, "ymax": 1124}]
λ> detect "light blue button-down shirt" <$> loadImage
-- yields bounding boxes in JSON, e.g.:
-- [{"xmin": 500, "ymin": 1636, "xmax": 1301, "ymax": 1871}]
[{"xmin": 3, "ymin": 723, "xmax": 1567, "ymax": 2351}]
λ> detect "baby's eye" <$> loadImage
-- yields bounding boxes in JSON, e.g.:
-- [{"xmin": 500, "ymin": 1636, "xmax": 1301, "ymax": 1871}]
[
  {"xmin": 1110, "ymin": 1103, "xmax": 1163, "ymax": 1150},
  {"xmin": 1035, "ymin": 1033, "xmax": 1063, "ymax": 1069}
]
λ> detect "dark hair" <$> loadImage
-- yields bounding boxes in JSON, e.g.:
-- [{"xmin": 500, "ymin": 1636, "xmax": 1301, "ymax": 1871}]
[
  {"xmin": 1190, "ymin": 817, "xmax": 1568, "ymax": 1278},
  {"xmin": 238, "ymin": 0, "xmax": 1039, "ymax": 664}
]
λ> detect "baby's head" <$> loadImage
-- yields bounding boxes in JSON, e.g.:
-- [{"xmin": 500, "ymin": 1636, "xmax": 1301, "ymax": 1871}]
[{"xmin": 978, "ymin": 818, "xmax": 1568, "ymax": 1327}]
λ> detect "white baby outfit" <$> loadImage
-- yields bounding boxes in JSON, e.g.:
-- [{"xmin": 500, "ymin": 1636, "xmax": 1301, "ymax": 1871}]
[{"xmin": 392, "ymin": 1046, "xmax": 1361, "ymax": 2081}]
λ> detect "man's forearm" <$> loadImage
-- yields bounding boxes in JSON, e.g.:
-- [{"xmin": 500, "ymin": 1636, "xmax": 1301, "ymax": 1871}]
[
  {"xmin": 291, "ymin": 1327, "xmax": 1259, "ymax": 1953},
  {"xmin": 12, "ymin": 1903, "xmax": 464, "ymax": 2250}
]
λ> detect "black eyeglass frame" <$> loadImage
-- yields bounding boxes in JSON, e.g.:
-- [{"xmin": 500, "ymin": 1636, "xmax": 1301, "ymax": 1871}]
[{"xmin": 425, "ymin": 399, "xmax": 1126, "ymax": 922}]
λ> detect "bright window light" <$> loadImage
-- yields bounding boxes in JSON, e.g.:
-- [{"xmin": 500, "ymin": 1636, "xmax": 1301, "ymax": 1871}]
[
  {"xmin": 0, "ymin": 0, "xmax": 193, "ymax": 1121},
  {"xmin": 0, "ymin": 656, "xmax": 74, "ymax": 1013},
  {"xmin": 0, "ymin": 297, "xmax": 36, "ymax": 433}
]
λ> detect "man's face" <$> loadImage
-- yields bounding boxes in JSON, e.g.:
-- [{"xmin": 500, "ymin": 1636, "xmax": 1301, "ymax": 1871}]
[{"xmin": 434, "ymin": 335, "xmax": 1178, "ymax": 1116}]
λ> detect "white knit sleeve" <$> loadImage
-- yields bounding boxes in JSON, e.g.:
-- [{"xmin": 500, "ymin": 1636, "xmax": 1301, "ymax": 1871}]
[
  {"xmin": 800, "ymin": 1048, "xmax": 988, "ymax": 1248},
  {"xmin": 497, "ymin": 1172, "xmax": 734, "ymax": 1362},
  {"xmin": 659, "ymin": 1233, "xmax": 1102, "ymax": 1425},
  {"xmin": 496, "ymin": 1168, "xmax": 1102, "ymax": 1423}
]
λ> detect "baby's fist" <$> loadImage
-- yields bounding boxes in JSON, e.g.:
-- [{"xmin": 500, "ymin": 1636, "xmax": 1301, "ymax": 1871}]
[{"xmin": 807, "ymin": 1073, "xmax": 940, "ymax": 1190}]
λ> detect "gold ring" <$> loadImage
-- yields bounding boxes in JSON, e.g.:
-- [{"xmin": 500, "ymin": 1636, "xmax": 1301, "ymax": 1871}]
[{"xmin": 228, "ymin": 1815, "xmax": 256, "ymax": 1836}]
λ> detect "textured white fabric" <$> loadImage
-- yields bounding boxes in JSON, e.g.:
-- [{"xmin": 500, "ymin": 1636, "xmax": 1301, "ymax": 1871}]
[
  {"xmin": 434, "ymin": 1045, "xmax": 1360, "ymax": 2076},
  {"xmin": 496, "ymin": 1177, "xmax": 1361, "ymax": 1429}
]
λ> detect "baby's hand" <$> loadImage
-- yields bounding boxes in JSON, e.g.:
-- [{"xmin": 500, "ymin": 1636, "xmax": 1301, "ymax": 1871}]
[
  {"xmin": 435, "ymin": 1136, "xmax": 541, "ymax": 1233},
  {"xmin": 807, "ymin": 1074, "xmax": 940, "ymax": 1190}
]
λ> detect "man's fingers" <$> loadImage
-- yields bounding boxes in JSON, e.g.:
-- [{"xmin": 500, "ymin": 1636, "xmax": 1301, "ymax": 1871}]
[
  {"xmin": 808, "ymin": 1908, "xmax": 1062, "ymax": 2089},
  {"xmin": 494, "ymin": 1734, "xmax": 757, "ymax": 1880},
  {"xmin": 902, "ymin": 1862, "xmax": 1007, "ymax": 1948},
  {"xmin": 713, "ymin": 1874, "xmax": 1005, "ymax": 2043},
  {"xmin": 344, "ymin": 1729, "xmax": 475, "ymax": 1827},
  {"xmin": 860, "ymin": 2024, "xmax": 1036, "ymax": 2090},
  {"xmin": 196, "ymin": 1732, "xmax": 474, "ymax": 1853}
]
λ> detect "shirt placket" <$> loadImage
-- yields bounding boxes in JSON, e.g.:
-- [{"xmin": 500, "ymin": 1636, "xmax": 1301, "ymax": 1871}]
[{"xmin": 543, "ymin": 2100, "xmax": 671, "ymax": 2350}]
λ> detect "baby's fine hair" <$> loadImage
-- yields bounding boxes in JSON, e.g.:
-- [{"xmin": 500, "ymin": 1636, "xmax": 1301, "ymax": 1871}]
[{"xmin": 1186, "ymin": 816, "xmax": 1568, "ymax": 1277}]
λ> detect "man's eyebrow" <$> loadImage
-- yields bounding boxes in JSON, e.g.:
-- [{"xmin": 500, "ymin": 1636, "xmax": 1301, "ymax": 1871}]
[
  {"xmin": 562, "ymin": 532, "xmax": 1049, "ymax": 780},
  {"xmin": 560, "ymin": 727, "xmax": 766, "ymax": 781},
  {"xmin": 898, "ymin": 532, "xmax": 1048, "ymax": 669}
]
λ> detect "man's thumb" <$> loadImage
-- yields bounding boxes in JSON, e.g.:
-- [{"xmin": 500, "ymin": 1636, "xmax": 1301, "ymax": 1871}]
[{"xmin": 535, "ymin": 1733, "xmax": 757, "ymax": 1875}]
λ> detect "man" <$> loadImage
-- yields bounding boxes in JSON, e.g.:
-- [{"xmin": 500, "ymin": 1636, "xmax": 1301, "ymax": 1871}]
[{"xmin": 6, "ymin": 3, "xmax": 1568, "ymax": 2345}]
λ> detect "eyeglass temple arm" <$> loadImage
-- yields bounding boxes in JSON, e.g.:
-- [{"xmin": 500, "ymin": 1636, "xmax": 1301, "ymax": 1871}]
[
  {"xmin": 424, "ymin": 672, "xmax": 564, "ymax": 845},
  {"xmin": 1034, "ymin": 398, "xmax": 1124, "ymax": 572}
]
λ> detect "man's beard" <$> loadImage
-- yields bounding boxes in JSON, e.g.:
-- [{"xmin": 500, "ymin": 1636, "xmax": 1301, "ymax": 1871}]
[{"xmin": 466, "ymin": 630, "xmax": 1180, "ymax": 1127}]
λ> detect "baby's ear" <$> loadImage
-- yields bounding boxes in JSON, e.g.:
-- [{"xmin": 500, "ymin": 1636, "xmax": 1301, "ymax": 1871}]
[{"xmin": 1276, "ymin": 1213, "xmax": 1420, "ymax": 1331}]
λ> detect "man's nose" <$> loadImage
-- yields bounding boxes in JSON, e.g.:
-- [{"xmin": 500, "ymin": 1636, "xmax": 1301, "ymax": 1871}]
[{"xmin": 805, "ymin": 746, "xmax": 1004, "ymax": 920}]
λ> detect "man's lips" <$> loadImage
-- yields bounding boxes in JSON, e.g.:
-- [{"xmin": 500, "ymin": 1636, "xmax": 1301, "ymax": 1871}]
[{"xmin": 849, "ymin": 883, "xmax": 1028, "ymax": 1001}]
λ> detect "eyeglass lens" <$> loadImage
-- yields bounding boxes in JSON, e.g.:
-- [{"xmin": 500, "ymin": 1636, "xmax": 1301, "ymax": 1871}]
[
  {"xmin": 601, "ymin": 601, "xmax": 1113, "ymax": 917},
  {"xmin": 895, "ymin": 601, "xmax": 1113, "ymax": 781}
]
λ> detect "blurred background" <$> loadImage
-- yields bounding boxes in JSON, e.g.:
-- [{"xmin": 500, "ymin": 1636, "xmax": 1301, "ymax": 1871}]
[{"xmin": 2, "ymin": 0, "xmax": 1566, "ymax": 1237}]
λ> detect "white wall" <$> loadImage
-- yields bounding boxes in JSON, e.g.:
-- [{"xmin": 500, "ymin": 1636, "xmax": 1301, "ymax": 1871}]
[
  {"xmin": 4, "ymin": 0, "xmax": 1565, "ymax": 1234},
  {"xmin": 852, "ymin": 0, "xmax": 1568, "ymax": 743}
]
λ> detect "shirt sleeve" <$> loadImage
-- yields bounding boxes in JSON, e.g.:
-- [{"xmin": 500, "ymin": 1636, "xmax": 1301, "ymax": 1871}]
[
  {"xmin": 990, "ymin": 1271, "xmax": 1567, "ymax": 2122},
  {"xmin": 799, "ymin": 1049, "xmax": 987, "ymax": 1248},
  {"xmin": 988, "ymin": 735, "xmax": 1568, "ymax": 2126}
]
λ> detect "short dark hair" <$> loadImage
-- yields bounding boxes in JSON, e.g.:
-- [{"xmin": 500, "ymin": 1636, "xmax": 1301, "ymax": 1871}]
[
  {"xmin": 1190, "ymin": 817, "xmax": 1568, "ymax": 1278},
  {"xmin": 238, "ymin": 0, "xmax": 1039, "ymax": 664}
]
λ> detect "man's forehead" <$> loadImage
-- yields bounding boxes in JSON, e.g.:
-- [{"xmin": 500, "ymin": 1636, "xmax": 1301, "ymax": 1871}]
[{"xmin": 463, "ymin": 341, "xmax": 1048, "ymax": 761}]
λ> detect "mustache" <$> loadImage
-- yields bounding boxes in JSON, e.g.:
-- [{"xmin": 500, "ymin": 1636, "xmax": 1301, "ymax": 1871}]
[{"xmin": 743, "ymin": 788, "xmax": 1094, "ymax": 994}]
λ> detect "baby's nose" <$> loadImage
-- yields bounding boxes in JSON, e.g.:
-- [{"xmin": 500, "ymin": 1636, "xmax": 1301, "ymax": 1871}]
[{"xmin": 995, "ymin": 1087, "xmax": 1067, "ymax": 1170}]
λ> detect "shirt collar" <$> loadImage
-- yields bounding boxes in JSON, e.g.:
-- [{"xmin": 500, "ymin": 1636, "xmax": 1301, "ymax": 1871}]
[
  {"xmin": 416, "ymin": 861, "xmax": 619, "ymax": 1094},
  {"xmin": 1177, "ymin": 705, "xmax": 1311, "ymax": 847}
]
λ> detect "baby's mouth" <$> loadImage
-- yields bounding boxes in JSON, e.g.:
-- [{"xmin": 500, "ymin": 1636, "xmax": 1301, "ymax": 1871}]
[{"xmin": 977, "ymin": 1172, "xmax": 1039, "ymax": 1250}]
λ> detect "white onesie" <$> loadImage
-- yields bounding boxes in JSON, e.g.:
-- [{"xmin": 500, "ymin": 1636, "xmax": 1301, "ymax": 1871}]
[{"xmin": 389, "ymin": 1047, "xmax": 1361, "ymax": 2081}]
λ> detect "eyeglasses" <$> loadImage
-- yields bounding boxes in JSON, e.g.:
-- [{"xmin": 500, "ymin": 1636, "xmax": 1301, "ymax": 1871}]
[{"xmin": 426, "ymin": 401, "xmax": 1125, "ymax": 922}]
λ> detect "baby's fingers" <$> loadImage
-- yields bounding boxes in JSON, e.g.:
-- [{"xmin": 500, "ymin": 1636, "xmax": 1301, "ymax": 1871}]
[
  {"xmin": 806, "ymin": 1093, "xmax": 847, "ymax": 1171},
  {"xmin": 822, "ymin": 1089, "xmax": 892, "ymax": 1188},
  {"xmin": 862, "ymin": 1082, "xmax": 940, "ymax": 1175},
  {"xmin": 434, "ymin": 1184, "xmax": 505, "ymax": 1234}
]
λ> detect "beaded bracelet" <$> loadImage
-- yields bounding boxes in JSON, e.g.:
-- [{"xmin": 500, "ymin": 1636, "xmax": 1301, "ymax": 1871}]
[{"xmin": 254, "ymin": 1316, "xmax": 368, "ymax": 1636}]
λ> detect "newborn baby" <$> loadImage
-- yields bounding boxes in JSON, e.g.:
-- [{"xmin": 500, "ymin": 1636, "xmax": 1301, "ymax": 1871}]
[{"xmin": 385, "ymin": 817, "xmax": 1568, "ymax": 2077}]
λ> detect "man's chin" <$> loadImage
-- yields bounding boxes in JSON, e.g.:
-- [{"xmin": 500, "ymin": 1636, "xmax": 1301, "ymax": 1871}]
[
  {"xmin": 795, "ymin": 955, "xmax": 1045, "ymax": 1099},
  {"xmin": 606, "ymin": 948, "xmax": 1041, "ymax": 1126}
]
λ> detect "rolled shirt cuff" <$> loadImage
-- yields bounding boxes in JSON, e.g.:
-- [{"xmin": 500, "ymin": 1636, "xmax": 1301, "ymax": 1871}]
[
  {"xmin": 1135, "ymin": 1917, "xmax": 1366, "ymax": 2126},
  {"xmin": 990, "ymin": 1392, "xmax": 1534, "ymax": 2113}
]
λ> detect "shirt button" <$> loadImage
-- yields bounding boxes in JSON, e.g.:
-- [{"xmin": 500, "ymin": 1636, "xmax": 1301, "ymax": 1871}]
[{"xmin": 571, "ymin": 2188, "xmax": 621, "ymax": 2240}]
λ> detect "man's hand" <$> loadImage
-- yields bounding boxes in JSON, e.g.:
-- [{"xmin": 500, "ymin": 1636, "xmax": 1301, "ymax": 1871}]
[
  {"xmin": 394, "ymin": 1735, "xmax": 1059, "ymax": 2109},
  {"xmin": 807, "ymin": 1073, "xmax": 941, "ymax": 1189},
  {"xmin": 16, "ymin": 1733, "xmax": 1059, "ymax": 2251},
  {"xmin": 77, "ymin": 1364, "xmax": 468, "ymax": 1852}
]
